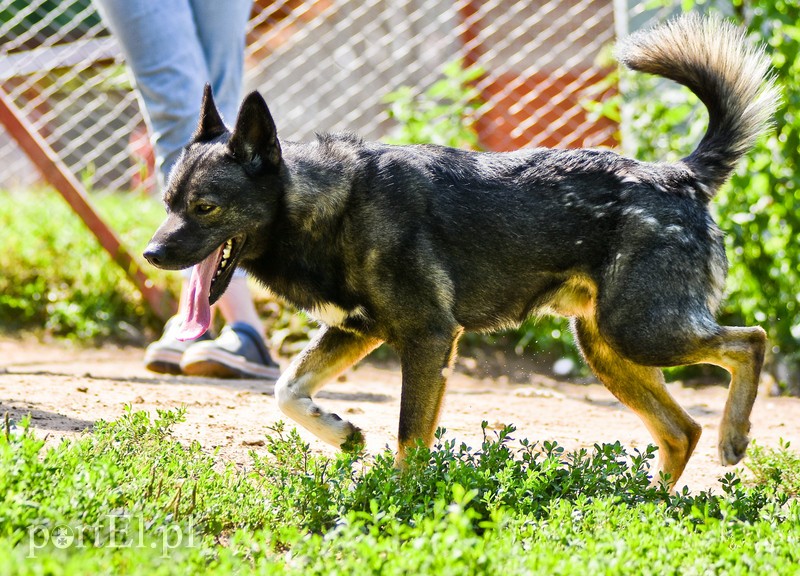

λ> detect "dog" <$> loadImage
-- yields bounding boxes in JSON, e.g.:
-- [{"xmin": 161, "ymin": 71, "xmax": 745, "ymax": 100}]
[{"xmin": 144, "ymin": 14, "xmax": 779, "ymax": 486}]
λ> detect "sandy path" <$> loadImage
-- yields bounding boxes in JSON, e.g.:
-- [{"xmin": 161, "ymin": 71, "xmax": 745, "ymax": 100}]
[{"xmin": 2, "ymin": 337, "xmax": 798, "ymax": 493}]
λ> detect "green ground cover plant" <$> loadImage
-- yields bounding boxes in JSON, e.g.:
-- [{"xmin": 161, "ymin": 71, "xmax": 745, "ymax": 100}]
[{"xmin": 1, "ymin": 409, "xmax": 798, "ymax": 574}]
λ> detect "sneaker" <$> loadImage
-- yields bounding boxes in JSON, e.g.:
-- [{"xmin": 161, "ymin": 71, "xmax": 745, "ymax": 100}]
[
  {"xmin": 144, "ymin": 316, "xmax": 212, "ymax": 375},
  {"xmin": 180, "ymin": 322, "xmax": 281, "ymax": 379}
]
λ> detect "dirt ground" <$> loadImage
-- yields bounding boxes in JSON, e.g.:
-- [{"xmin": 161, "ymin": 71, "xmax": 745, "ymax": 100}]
[{"xmin": 2, "ymin": 336, "xmax": 799, "ymax": 493}]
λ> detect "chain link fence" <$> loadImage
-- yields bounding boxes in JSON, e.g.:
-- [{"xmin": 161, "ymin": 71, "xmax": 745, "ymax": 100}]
[{"xmin": 0, "ymin": 0, "xmax": 677, "ymax": 193}]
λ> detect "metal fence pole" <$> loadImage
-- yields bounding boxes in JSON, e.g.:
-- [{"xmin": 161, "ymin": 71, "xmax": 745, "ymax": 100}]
[{"xmin": 0, "ymin": 86, "xmax": 176, "ymax": 322}]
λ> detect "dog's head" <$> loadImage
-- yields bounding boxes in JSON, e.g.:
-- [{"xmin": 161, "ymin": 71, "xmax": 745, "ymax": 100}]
[{"xmin": 144, "ymin": 85, "xmax": 283, "ymax": 338}]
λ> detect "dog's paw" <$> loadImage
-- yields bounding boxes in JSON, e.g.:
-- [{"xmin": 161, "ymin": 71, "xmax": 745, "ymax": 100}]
[
  {"xmin": 340, "ymin": 427, "xmax": 365, "ymax": 453},
  {"xmin": 718, "ymin": 433, "xmax": 749, "ymax": 466},
  {"xmin": 278, "ymin": 393, "xmax": 363, "ymax": 449}
]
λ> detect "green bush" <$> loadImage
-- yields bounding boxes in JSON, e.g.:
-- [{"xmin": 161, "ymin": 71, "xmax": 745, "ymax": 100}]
[
  {"xmin": 723, "ymin": 1, "xmax": 800, "ymax": 381},
  {"xmin": 383, "ymin": 60, "xmax": 484, "ymax": 149},
  {"xmin": 1, "ymin": 408, "xmax": 799, "ymax": 573},
  {"xmin": 746, "ymin": 439, "xmax": 800, "ymax": 497}
]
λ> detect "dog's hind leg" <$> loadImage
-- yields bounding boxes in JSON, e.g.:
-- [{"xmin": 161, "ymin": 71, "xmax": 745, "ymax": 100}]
[
  {"xmin": 573, "ymin": 317, "xmax": 702, "ymax": 487},
  {"xmin": 683, "ymin": 326, "xmax": 766, "ymax": 466},
  {"xmin": 394, "ymin": 326, "xmax": 463, "ymax": 463},
  {"xmin": 275, "ymin": 325, "xmax": 382, "ymax": 449}
]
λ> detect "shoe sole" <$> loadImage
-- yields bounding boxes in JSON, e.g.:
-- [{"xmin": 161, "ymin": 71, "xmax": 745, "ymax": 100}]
[
  {"xmin": 180, "ymin": 348, "xmax": 281, "ymax": 380},
  {"xmin": 144, "ymin": 349, "xmax": 183, "ymax": 375}
]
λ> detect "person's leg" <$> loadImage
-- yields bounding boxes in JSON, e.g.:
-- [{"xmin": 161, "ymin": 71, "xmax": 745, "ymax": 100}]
[
  {"xmin": 143, "ymin": 276, "xmax": 213, "ymax": 374},
  {"xmin": 97, "ymin": 0, "xmax": 276, "ymax": 377},
  {"xmin": 215, "ymin": 275, "xmax": 265, "ymax": 336},
  {"xmin": 189, "ymin": 0, "xmax": 253, "ymax": 124},
  {"xmin": 147, "ymin": 270, "xmax": 277, "ymax": 378},
  {"xmin": 94, "ymin": 0, "xmax": 209, "ymax": 186},
  {"xmin": 181, "ymin": 274, "xmax": 280, "ymax": 379},
  {"xmin": 96, "ymin": 0, "xmax": 210, "ymax": 374},
  {"xmin": 183, "ymin": 0, "xmax": 271, "ymax": 352}
]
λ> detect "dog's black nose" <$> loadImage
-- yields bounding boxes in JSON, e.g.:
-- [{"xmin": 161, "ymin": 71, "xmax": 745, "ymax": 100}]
[{"xmin": 143, "ymin": 243, "xmax": 166, "ymax": 267}]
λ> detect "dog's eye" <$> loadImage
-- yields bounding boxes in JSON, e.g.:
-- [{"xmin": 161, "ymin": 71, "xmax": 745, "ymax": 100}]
[{"xmin": 195, "ymin": 204, "xmax": 216, "ymax": 215}]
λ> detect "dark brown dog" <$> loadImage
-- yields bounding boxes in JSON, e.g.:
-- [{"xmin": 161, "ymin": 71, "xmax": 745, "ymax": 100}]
[{"xmin": 145, "ymin": 14, "xmax": 779, "ymax": 486}]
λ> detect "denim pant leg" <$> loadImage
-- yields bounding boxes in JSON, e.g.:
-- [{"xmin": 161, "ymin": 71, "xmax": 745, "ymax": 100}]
[
  {"xmin": 189, "ymin": 0, "xmax": 253, "ymax": 124},
  {"xmin": 93, "ymin": 0, "xmax": 252, "ymax": 185}
]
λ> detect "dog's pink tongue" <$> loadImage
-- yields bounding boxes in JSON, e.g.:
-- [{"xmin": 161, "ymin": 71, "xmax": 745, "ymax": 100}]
[{"xmin": 177, "ymin": 248, "xmax": 221, "ymax": 341}]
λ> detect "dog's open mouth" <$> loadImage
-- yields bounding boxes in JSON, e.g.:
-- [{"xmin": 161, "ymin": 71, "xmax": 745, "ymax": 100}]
[
  {"xmin": 177, "ymin": 235, "xmax": 244, "ymax": 341},
  {"xmin": 210, "ymin": 237, "xmax": 239, "ymax": 299}
]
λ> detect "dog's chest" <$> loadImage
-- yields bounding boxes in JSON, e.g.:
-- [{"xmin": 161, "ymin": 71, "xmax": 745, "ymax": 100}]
[{"xmin": 307, "ymin": 302, "xmax": 367, "ymax": 327}]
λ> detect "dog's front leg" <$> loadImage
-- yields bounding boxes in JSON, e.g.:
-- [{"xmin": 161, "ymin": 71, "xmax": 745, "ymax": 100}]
[
  {"xmin": 395, "ymin": 327, "xmax": 462, "ymax": 463},
  {"xmin": 275, "ymin": 325, "xmax": 381, "ymax": 449}
]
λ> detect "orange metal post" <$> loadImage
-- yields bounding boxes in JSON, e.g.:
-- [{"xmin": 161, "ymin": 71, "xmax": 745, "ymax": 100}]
[{"xmin": 0, "ymin": 88, "xmax": 176, "ymax": 322}]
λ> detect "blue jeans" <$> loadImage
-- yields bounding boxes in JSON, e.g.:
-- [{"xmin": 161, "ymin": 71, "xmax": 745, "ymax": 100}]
[{"xmin": 94, "ymin": 0, "xmax": 253, "ymax": 186}]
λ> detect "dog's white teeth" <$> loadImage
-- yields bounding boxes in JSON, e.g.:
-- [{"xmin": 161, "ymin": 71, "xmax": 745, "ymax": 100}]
[{"xmin": 213, "ymin": 239, "xmax": 235, "ymax": 285}]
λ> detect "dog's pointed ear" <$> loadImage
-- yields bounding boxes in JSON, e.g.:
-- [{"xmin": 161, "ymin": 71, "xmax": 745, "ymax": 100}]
[
  {"xmin": 228, "ymin": 91, "xmax": 282, "ymax": 174},
  {"xmin": 192, "ymin": 84, "xmax": 227, "ymax": 142}
]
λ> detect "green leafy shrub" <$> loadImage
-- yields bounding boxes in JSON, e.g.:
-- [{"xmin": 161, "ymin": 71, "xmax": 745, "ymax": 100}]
[
  {"xmin": 383, "ymin": 60, "xmax": 484, "ymax": 149},
  {"xmin": 2, "ymin": 408, "xmax": 799, "ymax": 573},
  {"xmin": 746, "ymin": 439, "xmax": 800, "ymax": 496},
  {"xmin": 722, "ymin": 1, "xmax": 800, "ymax": 388}
]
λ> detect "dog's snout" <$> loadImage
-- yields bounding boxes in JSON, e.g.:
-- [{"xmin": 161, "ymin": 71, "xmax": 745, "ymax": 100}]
[{"xmin": 143, "ymin": 243, "xmax": 166, "ymax": 267}]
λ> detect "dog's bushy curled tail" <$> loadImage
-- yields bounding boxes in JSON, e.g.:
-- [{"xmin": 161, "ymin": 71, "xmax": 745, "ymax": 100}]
[{"xmin": 617, "ymin": 13, "xmax": 780, "ymax": 200}]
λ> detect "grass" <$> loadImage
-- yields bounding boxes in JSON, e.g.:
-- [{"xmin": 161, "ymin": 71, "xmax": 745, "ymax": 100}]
[
  {"xmin": 0, "ymin": 188, "xmax": 314, "ymax": 351},
  {"xmin": 0, "ymin": 187, "xmax": 177, "ymax": 342},
  {"xmin": 1, "ymin": 408, "xmax": 798, "ymax": 574}
]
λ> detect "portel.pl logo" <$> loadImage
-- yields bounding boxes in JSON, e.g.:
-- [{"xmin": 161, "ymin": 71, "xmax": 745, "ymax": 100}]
[{"xmin": 27, "ymin": 514, "xmax": 197, "ymax": 558}]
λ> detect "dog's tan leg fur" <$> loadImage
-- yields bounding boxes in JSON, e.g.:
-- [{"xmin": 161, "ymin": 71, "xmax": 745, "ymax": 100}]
[
  {"xmin": 573, "ymin": 317, "xmax": 702, "ymax": 487},
  {"xmin": 686, "ymin": 326, "xmax": 766, "ymax": 466},
  {"xmin": 275, "ymin": 325, "xmax": 381, "ymax": 449}
]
